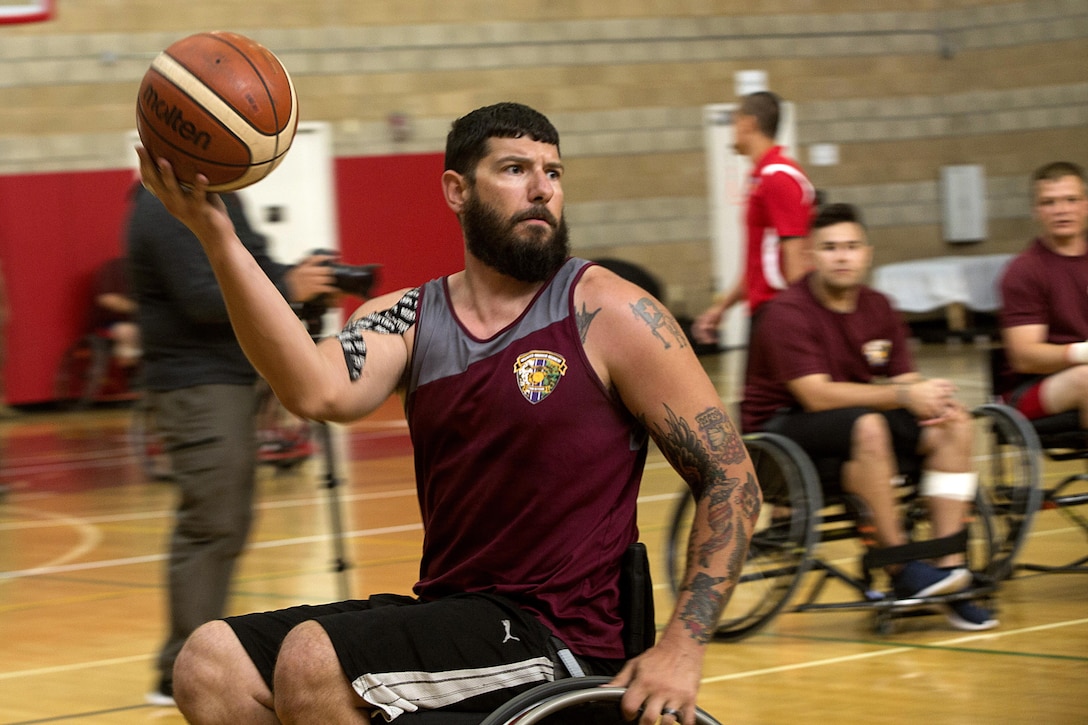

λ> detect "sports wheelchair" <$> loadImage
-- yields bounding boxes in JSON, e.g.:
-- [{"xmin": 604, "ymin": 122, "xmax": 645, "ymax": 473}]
[
  {"xmin": 990, "ymin": 346, "xmax": 1088, "ymax": 574},
  {"xmin": 401, "ymin": 544, "xmax": 722, "ymax": 725},
  {"xmin": 665, "ymin": 403, "xmax": 1042, "ymax": 640},
  {"xmin": 53, "ymin": 329, "xmax": 140, "ymax": 409}
]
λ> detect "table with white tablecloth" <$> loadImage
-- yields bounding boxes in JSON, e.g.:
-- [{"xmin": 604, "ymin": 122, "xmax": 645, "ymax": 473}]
[{"xmin": 870, "ymin": 254, "xmax": 1014, "ymax": 331}]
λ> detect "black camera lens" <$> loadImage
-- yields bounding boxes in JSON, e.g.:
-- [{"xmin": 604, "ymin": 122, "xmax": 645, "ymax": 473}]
[{"xmin": 330, "ymin": 263, "xmax": 380, "ymax": 299}]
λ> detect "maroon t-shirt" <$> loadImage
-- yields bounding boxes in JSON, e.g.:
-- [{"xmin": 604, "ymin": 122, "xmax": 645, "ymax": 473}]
[
  {"xmin": 742, "ymin": 274, "xmax": 914, "ymax": 432},
  {"xmin": 998, "ymin": 238, "xmax": 1088, "ymax": 395}
]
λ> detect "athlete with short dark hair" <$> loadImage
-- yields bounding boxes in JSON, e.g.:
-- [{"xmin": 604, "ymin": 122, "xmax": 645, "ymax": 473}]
[{"xmin": 137, "ymin": 101, "xmax": 760, "ymax": 725}]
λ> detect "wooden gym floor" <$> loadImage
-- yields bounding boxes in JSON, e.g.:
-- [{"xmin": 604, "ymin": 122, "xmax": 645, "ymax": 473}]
[{"xmin": 1, "ymin": 343, "xmax": 1086, "ymax": 724}]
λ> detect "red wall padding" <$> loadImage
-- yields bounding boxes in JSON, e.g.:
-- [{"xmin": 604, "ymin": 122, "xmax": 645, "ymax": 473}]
[
  {"xmin": 0, "ymin": 169, "xmax": 137, "ymax": 404},
  {"xmin": 0, "ymin": 153, "xmax": 463, "ymax": 404},
  {"xmin": 334, "ymin": 153, "xmax": 463, "ymax": 300}
]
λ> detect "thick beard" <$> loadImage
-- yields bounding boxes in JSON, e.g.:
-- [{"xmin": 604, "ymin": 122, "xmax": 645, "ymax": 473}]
[{"xmin": 462, "ymin": 193, "xmax": 570, "ymax": 283}]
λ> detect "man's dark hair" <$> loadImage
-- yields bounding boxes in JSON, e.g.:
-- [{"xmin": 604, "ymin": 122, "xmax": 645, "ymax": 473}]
[
  {"xmin": 812, "ymin": 202, "xmax": 866, "ymax": 232},
  {"xmin": 444, "ymin": 102, "xmax": 560, "ymax": 179},
  {"xmin": 738, "ymin": 91, "xmax": 781, "ymax": 138},
  {"xmin": 1031, "ymin": 160, "xmax": 1087, "ymax": 192}
]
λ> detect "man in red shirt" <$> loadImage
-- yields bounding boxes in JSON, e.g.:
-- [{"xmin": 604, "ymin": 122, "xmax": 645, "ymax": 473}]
[
  {"xmin": 998, "ymin": 161, "xmax": 1088, "ymax": 427},
  {"xmin": 692, "ymin": 90, "xmax": 816, "ymax": 346},
  {"xmin": 743, "ymin": 203, "xmax": 996, "ymax": 631}
]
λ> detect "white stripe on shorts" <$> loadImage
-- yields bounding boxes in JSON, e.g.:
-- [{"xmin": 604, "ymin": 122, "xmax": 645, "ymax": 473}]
[{"xmin": 354, "ymin": 655, "xmax": 556, "ymax": 721}]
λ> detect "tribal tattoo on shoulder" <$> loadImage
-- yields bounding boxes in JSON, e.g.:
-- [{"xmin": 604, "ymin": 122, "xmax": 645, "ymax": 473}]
[
  {"xmin": 629, "ymin": 297, "xmax": 687, "ymax": 350},
  {"xmin": 645, "ymin": 404, "xmax": 761, "ymax": 644},
  {"xmin": 576, "ymin": 302, "xmax": 602, "ymax": 344}
]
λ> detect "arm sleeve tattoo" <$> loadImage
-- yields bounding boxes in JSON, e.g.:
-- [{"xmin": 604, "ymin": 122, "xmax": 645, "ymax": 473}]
[{"xmin": 336, "ymin": 287, "xmax": 420, "ymax": 381}]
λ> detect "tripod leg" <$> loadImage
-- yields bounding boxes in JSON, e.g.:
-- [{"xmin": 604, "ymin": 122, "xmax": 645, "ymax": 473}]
[{"xmin": 316, "ymin": 420, "xmax": 352, "ymax": 600}]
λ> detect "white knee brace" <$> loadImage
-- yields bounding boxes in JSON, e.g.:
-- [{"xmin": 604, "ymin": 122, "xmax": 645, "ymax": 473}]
[{"xmin": 920, "ymin": 470, "xmax": 978, "ymax": 501}]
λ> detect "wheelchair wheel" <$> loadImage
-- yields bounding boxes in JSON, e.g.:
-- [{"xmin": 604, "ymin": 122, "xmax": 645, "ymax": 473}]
[
  {"xmin": 479, "ymin": 676, "xmax": 722, "ymax": 725},
  {"xmin": 666, "ymin": 432, "xmax": 823, "ymax": 641},
  {"xmin": 972, "ymin": 403, "xmax": 1044, "ymax": 580}
]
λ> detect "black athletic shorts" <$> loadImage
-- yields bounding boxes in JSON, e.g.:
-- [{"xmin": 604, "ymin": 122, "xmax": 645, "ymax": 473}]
[
  {"xmin": 224, "ymin": 592, "xmax": 623, "ymax": 721},
  {"xmin": 763, "ymin": 407, "xmax": 921, "ymax": 489}
]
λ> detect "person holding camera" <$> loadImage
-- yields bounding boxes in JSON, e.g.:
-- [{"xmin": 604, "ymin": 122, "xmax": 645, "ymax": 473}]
[{"xmin": 124, "ymin": 183, "xmax": 346, "ymax": 706}]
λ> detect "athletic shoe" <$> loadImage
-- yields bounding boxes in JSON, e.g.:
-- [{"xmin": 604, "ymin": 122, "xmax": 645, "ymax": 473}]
[
  {"xmin": 946, "ymin": 599, "xmax": 999, "ymax": 631},
  {"xmin": 892, "ymin": 561, "xmax": 971, "ymax": 600},
  {"xmin": 145, "ymin": 680, "xmax": 175, "ymax": 707}
]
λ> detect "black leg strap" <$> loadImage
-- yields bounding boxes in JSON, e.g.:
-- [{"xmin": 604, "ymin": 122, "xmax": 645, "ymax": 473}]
[{"xmin": 863, "ymin": 529, "xmax": 969, "ymax": 571}]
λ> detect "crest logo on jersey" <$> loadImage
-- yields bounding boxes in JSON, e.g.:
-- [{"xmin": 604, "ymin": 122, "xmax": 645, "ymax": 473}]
[
  {"xmin": 862, "ymin": 339, "xmax": 892, "ymax": 368},
  {"xmin": 514, "ymin": 350, "xmax": 567, "ymax": 404}
]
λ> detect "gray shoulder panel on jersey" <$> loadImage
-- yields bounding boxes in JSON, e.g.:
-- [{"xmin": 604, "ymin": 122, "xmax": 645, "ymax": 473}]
[{"xmin": 408, "ymin": 258, "xmax": 589, "ymax": 392}]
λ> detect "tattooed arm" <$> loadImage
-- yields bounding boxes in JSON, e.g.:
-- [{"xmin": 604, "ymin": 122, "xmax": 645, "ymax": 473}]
[{"xmin": 576, "ymin": 265, "xmax": 761, "ymax": 725}]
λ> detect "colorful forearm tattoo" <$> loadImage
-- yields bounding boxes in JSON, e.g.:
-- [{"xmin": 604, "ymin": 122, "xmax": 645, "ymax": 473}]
[{"xmin": 648, "ymin": 404, "xmax": 760, "ymax": 643}]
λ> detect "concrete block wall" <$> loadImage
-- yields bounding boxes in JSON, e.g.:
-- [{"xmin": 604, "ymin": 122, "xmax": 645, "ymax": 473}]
[{"xmin": 1, "ymin": 0, "xmax": 1086, "ymax": 317}]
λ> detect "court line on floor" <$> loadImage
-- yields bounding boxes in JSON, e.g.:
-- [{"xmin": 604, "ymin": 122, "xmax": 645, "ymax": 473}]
[
  {"xmin": 0, "ymin": 522, "xmax": 425, "ymax": 580},
  {"xmin": 0, "ymin": 487, "xmax": 419, "ymax": 531},
  {"xmin": 3, "ymin": 704, "xmax": 160, "ymax": 725},
  {"xmin": 0, "ymin": 653, "xmax": 154, "ymax": 681},
  {"xmin": 0, "ymin": 505, "xmax": 103, "ymax": 572},
  {"xmin": 701, "ymin": 616, "xmax": 1088, "ymax": 684},
  {"xmin": 1, "ymin": 486, "xmax": 673, "ymax": 578},
  {"xmin": 5, "ymin": 617, "xmax": 1083, "ymax": 688}
]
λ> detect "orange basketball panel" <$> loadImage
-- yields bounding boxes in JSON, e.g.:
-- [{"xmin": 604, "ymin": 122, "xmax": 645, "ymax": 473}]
[
  {"xmin": 162, "ymin": 31, "xmax": 294, "ymax": 136},
  {"xmin": 136, "ymin": 70, "xmax": 252, "ymax": 188}
]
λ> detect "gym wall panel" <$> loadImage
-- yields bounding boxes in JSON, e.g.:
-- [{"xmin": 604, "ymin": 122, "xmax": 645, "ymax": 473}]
[
  {"xmin": 333, "ymin": 153, "xmax": 463, "ymax": 298},
  {"xmin": 0, "ymin": 154, "xmax": 461, "ymax": 404},
  {"xmin": 0, "ymin": 0, "xmax": 1086, "ymax": 404},
  {"xmin": 0, "ymin": 170, "xmax": 135, "ymax": 404}
]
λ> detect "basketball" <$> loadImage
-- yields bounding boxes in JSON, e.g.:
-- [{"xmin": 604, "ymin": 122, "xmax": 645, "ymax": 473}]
[{"xmin": 136, "ymin": 31, "xmax": 298, "ymax": 192}]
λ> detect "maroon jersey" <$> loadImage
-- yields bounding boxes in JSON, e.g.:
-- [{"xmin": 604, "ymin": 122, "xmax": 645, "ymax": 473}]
[
  {"xmin": 998, "ymin": 238, "xmax": 1088, "ymax": 395},
  {"xmin": 1000, "ymin": 238, "xmax": 1088, "ymax": 339},
  {"xmin": 405, "ymin": 258, "xmax": 647, "ymax": 659},
  {"xmin": 742, "ymin": 274, "xmax": 914, "ymax": 432}
]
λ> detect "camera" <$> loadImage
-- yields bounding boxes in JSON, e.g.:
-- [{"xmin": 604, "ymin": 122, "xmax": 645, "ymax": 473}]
[
  {"xmin": 328, "ymin": 261, "xmax": 380, "ymax": 299},
  {"xmin": 296, "ymin": 251, "xmax": 382, "ymax": 336},
  {"xmin": 307, "ymin": 248, "xmax": 380, "ymax": 299}
]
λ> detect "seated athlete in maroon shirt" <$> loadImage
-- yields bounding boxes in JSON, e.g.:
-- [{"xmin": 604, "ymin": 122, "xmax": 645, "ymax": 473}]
[
  {"xmin": 998, "ymin": 161, "xmax": 1088, "ymax": 428},
  {"xmin": 743, "ymin": 202, "xmax": 996, "ymax": 632}
]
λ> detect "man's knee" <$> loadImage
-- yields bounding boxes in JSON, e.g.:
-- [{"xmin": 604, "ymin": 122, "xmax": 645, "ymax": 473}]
[
  {"xmin": 174, "ymin": 620, "xmax": 255, "ymax": 710},
  {"xmin": 1041, "ymin": 365, "xmax": 1088, "ymax": 416},
  {"xmin": 274, "ymin": 621, "xmax": 355, "ymax": 716},
  {"xmin": 850, "ymin": 412, "xmax": 894, "ymax": 460}
]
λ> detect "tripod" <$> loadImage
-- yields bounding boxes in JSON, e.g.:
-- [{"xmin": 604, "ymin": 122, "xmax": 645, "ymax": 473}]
[
  {"xmin": 302, "ymin": 310, "xmax": 354, "ymax": 602},
  {"xmin": 314, "ymin": 418, "xmax": 352, "ymax": 600},
  {"xmin": 298, "ymin": 259, "xmax": 382, "ymax": 601}
]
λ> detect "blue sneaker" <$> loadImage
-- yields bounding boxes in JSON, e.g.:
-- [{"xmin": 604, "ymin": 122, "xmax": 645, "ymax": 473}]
[
  {"xmin": 946, "ymin": 599, "xmax": 998, "ymax": 631},
  {"xmin": 893, "ymin": 561, "xmax": 971, "ymax": 600}
]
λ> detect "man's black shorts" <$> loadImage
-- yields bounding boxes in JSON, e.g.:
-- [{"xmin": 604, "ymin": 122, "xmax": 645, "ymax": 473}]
[
  {"xmin": 224, "ymin": 593, "xmax": 622, "ymax": 721},
  {"xmin": 763, "ymin": 407, "xmax": 921, "ymax": 488}
]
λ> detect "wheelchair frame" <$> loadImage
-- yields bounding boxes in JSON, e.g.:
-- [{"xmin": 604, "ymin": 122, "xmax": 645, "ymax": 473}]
[
  {"xmin": 53, "ymin": 331, "xmax": 139, "ymax": 409},
  {"xmin": 399, "ymin": 544, "xmax": 722, "ymax": 725},
  {"xmin": 665, "ymin": 403, "xmax": 1042, "ymax": 640},
  {"xmin": 989, "ymin": 345, "xmax": 1088, "ymax": 574},
  {"xmin": 478, "ymin": 677, "xmax": 721, "ymax": 725},
  {"xmin": 1007, "ymin": 410, "xmax": 1088, "ymax": 574}
]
